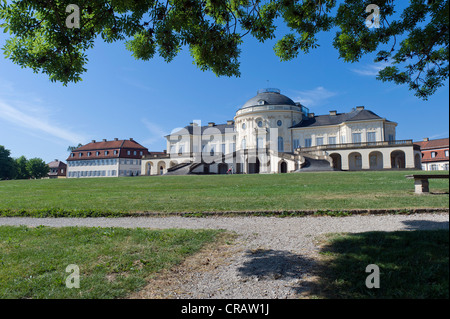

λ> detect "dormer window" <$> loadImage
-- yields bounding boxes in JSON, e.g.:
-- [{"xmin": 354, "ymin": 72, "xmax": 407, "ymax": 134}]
[
  {"xmin": 96, "ymin": 151, "xmax": 100, "ymax": 156},
  {"xmin": 114, "ymin": 150, "xmax": 118, "ymax": 155},
  {"xmin": 79, "ymin": 153, "xmax": 83, "ymax": 157},
  {"xmin": 87, "ymin": 152, "xmax": 91, "ymax": 157},
  {"xmin": 257, "ymin": 99, "xmax": 266, "ymax": 105}
]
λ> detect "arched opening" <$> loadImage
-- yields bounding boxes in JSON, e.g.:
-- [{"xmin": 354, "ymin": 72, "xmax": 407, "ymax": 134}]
[
  {"xmin": 157, "ymin": 161, "xmax": 166, "ymax": 175},
  {"xmin": 146, "ymin": 162, "xmax": 152, "ymax": 175},
  {"xmin": 391, "ymin": 150, "xmax": 406, "ymax": 169},
  {"xmin": 369, "ymin": 151, "xmax": 383, "ymax": 170},
  {"xmin": 203, "ymin": 164, "xmax": 210, "ymax": 174},
  {"xmin": 279, "ymin": 161, "xmax": 287, "ymax": 173},
  {"xmin": 218, "ymin": 163, "xmax": 228, "ymax": 174},
  {"xmin": 330, "ymin": 153, "xmax": 342, "ymax": 170},
  {"xmin": 348, "ymin": 152, "xmax": 362, "ymax": 170}
]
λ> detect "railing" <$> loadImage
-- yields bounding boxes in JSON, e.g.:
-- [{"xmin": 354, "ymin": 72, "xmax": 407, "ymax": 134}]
[
  {"xmin": 297, "ymin": 139, "xmax": 413, "ymax": 152},
  {"xmin": 236, "ymin": 104, "xmax": 301, "ymax": 116}
]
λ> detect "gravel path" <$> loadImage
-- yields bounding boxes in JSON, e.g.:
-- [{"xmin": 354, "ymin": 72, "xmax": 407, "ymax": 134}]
[{"xmin": 1, "ymin": 213, "xmax": 448, "ymax": 299}]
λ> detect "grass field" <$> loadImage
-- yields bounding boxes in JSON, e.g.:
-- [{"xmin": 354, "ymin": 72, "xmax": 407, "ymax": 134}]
[
  {"xmin": 0, "ymin": 225, "xmax": 223, "ymax": 298},
  {"xmin": 312, "ymin": 230, "xmax": 449, "ymax": 299},
  {"xmin": 0, "ymin": 170, "xmax": 448, "ymax": 214}
]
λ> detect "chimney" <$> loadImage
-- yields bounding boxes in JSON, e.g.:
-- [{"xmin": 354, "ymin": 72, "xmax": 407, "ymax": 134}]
[
  {"xmin": 329, "ymin": 110, "xmax": 337, "ymax": 116},
  {"xmin": 114, "ymin": 138, "xmax": 118, "ymax": 141},
  {"xmin": 227, "ymin": 120, "xmax": 234, "ymax": 125},
  {"xmin": 91, "ymin": 140, "xmax": 96, "ymax": 143},
  {"xmin": 189, "ymin": 122, "xmax": 199, "ymax": 127},
  {"xmin": 208, "ymin": 122, "xmax": 215, "ymax": 127},
  {"xmin": 423, "ymin": 137, "xmax": 429, "ymax": 142},
  {"xmin": 308, "ymin": 113, "xmax": 315, "ymax": 118},
  {"xmin": 54, "ymin": 159, "xmax": 58, "ymax": 162},
  {"xmin": 102, "ymin": 139, "xmax": 107, "ymax": 142},
  {"xmin": 130, "ymin": 138, "xmax": 134, "ymax": 141},
  {"xmin": 356, "ymin": 106, "xmax": 365, "ymax": 111}
]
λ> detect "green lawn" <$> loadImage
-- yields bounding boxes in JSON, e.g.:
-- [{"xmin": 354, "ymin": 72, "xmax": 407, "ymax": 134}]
[
  {"xmin": 0, "ymin": 225, "xmax": 223, "ymax": 298},
  {"xmin": 312, "ymin": 230, "xmax": 449, "ymax": 299},
  {"xmin": 0, "ymin": 171, "xmax": 448, "ymax": 214}
]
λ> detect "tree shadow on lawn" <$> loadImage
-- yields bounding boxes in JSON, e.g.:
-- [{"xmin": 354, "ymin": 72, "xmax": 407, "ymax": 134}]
[
  {"xmin": 236, "ymin": 228, "xmax": 449, "ymax": 299},
  {"xmin": 308, "ymin": 229, "xmax": 449, "ymax": 299}
]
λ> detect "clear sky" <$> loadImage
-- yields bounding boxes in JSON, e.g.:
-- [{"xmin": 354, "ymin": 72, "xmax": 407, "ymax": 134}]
[{"xmin": 0, "ymin": 14, "xmax": 449, "ymax": 164}]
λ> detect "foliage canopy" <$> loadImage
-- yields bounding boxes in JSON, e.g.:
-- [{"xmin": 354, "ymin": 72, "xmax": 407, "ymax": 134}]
[{"xmin": 0, "ymin": 0, "xmax": 448, "ymax": 99}]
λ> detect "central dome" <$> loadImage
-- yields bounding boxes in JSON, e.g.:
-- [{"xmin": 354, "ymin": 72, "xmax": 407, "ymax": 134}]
[{"xmin": 241, "ymin": 88, "xmax": 296, "ymax": 109}]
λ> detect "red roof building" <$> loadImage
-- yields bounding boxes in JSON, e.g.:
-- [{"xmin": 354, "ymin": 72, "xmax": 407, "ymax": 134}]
[
  {"xmin": 66, "ymin": 138, "xmax": 149, "ymax": 178},
  {"xmin": 414, "ymin": 137, "xmax": 449, "ymax": 171},
  {"xmin": 47, "ymin": 160, "xmax": 67, "ymax": 178}
]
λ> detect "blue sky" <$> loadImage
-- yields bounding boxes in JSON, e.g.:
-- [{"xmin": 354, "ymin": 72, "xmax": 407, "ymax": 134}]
[{"xmin": 0, "ymin": 13, "xmax": 448, "ymax": 164}]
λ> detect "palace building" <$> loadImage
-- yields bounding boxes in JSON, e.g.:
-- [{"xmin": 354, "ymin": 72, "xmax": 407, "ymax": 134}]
[
  {"xmin": 141, "ymin": 88, "xmax": 422, "ymax": 175},
  {"xmin": 67, "ymin": 138, "xmax": 149, "ymax": 178}
]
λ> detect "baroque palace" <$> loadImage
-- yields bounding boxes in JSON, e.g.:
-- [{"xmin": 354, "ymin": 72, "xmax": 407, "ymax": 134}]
[{"xmin": 140, "ymin": 88, "xmax": 422, "ymax": 176}]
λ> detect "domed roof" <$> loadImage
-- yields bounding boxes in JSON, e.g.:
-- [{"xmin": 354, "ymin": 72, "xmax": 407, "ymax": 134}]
[{"xmin": 241, "ymin": 88, "xmax": 296, "ymax": 109}]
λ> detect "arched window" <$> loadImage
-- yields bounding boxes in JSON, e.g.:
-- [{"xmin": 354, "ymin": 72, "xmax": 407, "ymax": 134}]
[{"xmin": 278, "ymin": 136, "xmax": 284, "ymax": 152}]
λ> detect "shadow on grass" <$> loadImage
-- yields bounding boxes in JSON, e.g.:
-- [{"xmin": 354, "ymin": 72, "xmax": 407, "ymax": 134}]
[{"xmin": 308, "ymin": 229, "xmax": 449, "ymax": 299}]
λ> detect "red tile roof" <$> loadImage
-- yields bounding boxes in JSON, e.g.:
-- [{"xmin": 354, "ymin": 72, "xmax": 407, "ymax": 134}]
[
  {"xmin": 67, "ymin": 139, "xmax": 149, "ymax": 161},
  {"xmin": 414, "ymin": 138, "xmax": 449, "ymax": 150}
]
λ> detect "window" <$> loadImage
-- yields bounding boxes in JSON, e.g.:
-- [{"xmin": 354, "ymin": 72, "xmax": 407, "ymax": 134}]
[
  {"xmin": 431, "ymin": 152, "xmax": 437, "ymax": 158},
  {"xmin": 305, "ymin": 138, "xmax": 312, "ymax": 148},
  {"xmin": 293, "ymin": 139, "xmax": 300, "ymax": 149},
  {"xmin": 242, "ymin": 123, "xmax": 246, "ymax": 130},
  {"xmin": 277, "ymin": 120, "xmax": 282, "ymax": 127},
  {"xmin": 127, "ymin": 150, "xmax": 131, "ymax": 155},
  {"xmin": 257, "ymin": 137, "xmax": 264, "ymax": 149},
  {"xmin": 71, "ymin": 153, "xmax": 74, "ymax": 157},
  {"xmin": 87, "ymin": 152, "xmax": 91, "ymax": 157},
  {"xmin": 257, "ymin": 120, "xmax": 263, "ymax": 128},
  {"xmin": 96, "ymin": 151, "xmax": 100, "ymax": 156},
  {"xmin": 105, "ymin": 151, "xmax": 109, "ymax": 156},
  {"xmin": 221, "ymin": 143, "xmax": 226, "ymax": 154},
  {"xmin": 431, "ymin": 164, "xmax": 438, "ymax": 171},
  {"xmin": 388, "ymin": 135, "xmax": 395, "ymax": 143},
  {"xmin": 140, "ymin": 151, "xmax": 143, "ymax": 156},
  {"xmin": 352, "ymin": 133, "xmax": 362, "ymax": 144},
  {"xmin": 367, "ymin": 132, "xmax": 376, "ymax": 143},
  {"xmin": 445, "ymin": 150, "xmax": 449, "ymax": 157},
  {"xmin": 316, "ymin": 137, "xmax": 324, "ymax": 146},
  {"xmin": 114, "ymin": 150, "xmax": 118, "ymax": 155},
  {"xmin": 79, "ymin": 153, "xmax": 83, "ymax": 157},
  {"xmin": 340, "ymin": 135, "xmax": 346, "ymax": 144},
  {"xmin": 278, "ymin": 136, "xmax": 284, "ymax": 152},
  {"xmin": 134, "ymin": 151, "xmax": 137, "ymax": 155},
  {"xmin": 328, "ymin": 136, "xmax": 336, "ymax": 145},
  {"xmin": 241, "ymin": 138, "xmax": 246, "ymax": 149}
]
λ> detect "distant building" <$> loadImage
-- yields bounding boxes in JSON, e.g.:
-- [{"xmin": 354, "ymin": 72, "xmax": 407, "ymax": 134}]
[
  {"xmin": 141, "ymin": 88, "xmax": 422, "ymax": 175},
  {"xmin": 414, "ymin": 137, "xmax": 449, "ymax": 171},
  {"xmin": 47, "ymin": 159, "xmax": 67, "ymax": 178},
  {"xmin": 66, "ymin": 138, "xmax": 149, "ymax": 178}
]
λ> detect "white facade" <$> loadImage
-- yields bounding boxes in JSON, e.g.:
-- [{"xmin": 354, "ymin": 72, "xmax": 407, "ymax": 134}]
[{"xmin": 141, "ymin": 89, "xmax": 420, "ymax": 174}]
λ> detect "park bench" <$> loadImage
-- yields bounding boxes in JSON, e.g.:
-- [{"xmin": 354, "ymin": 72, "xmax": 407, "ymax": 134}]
[{"xmin": 405, "ymin": 174, "xmax": 449, "ymax": 194}]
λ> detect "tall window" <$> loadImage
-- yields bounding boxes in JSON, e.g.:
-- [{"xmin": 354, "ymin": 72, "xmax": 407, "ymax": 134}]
[
  {"xmin": 431, "ymin": 152, "xmax": 437, "ymax": 158},
  {"xmin": 352, "ymin": 133, "xmax": 362, "ymax": 144},
  {"xmin": 367, "ymin": 132, "xmax": 376, "ymax": 143},
  {"xmin": 293, "ymin": 139, "xmax": 300, "ymax": 149},
  {"xmin": 328, "ymin": 136, "xmax": 336, "ymax": 145},
  {"xmin": 278, "ymin": 136, "xmax": 284, "ymax": 152},
  {"xmin": 257, "ymin": 137, "xmax": 264, "ymax": 149},
  {"xmin": 305, "ymin": 138, "xmax": 312, "ymax": 147},
  {"xmin": 241, "ymin": 138, "xmax": 246, "ymax": 150},
  {"xmin": 316, "ymin": 137, "xmax": 324, "ymax": 146}
]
